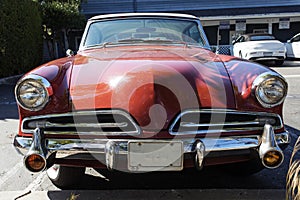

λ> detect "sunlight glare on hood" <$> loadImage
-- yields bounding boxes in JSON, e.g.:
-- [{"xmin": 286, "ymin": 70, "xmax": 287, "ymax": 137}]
[{"xmin": 109, "ymin": 76, "xmax": 126, "ymax": 88}]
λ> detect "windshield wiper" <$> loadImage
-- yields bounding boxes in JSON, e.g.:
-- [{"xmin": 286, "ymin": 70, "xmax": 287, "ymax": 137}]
[
  {"xmin": 85, "ymin": 42, "xmax": 113, "ymax": 49},
  {"xmin": 85, "ymin": 39, "xmax": 148, "ymax": 49},
  {"xmin": 85, "ymin": 39, "xmax": 190, "ymax": 49},
  {"xmin": 117, "ymin": 38, "xmax": 189, "ymax": 46},
  {"xmin": 117, "ymin": 38, "xmax": 146, "ymax": 43}
]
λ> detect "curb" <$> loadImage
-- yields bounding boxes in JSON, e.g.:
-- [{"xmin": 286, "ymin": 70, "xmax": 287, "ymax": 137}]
[
  {"xmin": 0, "ymin": 75, "xmax": 22, "ymax": 85},
  {"xmin": 0, "ymin": 189, "xmax": 286, "ymax": 200}
]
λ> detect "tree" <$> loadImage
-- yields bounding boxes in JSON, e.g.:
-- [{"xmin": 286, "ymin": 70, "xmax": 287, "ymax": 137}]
[
  {"xmin": 0, "ymin": 0, "xmax": 43, "ymax": 77},
  {"xmin": 38, "ymin": 0, "xmax": 86, "ymax": 59}
]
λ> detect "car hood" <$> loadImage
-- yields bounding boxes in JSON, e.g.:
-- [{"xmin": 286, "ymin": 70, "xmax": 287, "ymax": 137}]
[
  {"xmin": 69, "ymin": 46, "xmax": 235, "ymax": 130},
  {"xmin": 243, "ymin": 40, "xmax": 285, "ymax": 51}
]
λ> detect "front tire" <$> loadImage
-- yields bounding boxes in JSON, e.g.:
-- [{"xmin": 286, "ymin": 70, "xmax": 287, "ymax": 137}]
[
  {"xmin": 275, "ymin": 60, "xmax": 284, "ymax": 66},
  {"xmin": 47, "ymin": 164, "xmax": 85, "ymax": 188}
]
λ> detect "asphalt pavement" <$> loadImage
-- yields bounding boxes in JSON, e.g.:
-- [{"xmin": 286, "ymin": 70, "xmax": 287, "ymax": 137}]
[{"xmin": 0, "ymin": 189, "xmax": 286, "ymax": 200}]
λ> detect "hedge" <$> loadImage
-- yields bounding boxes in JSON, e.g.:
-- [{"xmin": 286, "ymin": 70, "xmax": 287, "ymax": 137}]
[{"xmin": 0, "ymin": 0, "xmax": 43, "ymax": 78}]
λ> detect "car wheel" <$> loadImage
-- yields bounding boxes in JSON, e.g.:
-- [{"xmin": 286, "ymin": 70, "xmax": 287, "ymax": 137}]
[
  {"xmin": 275, "ymin": 60, "xmax": 284, "ymax": 66},
  {"xmin": 223, "ymin": 157, "xmax": 264, "ymax": 176},
  {"xmin": 47, "ymin": 164, "xmax": 85, "ymax": 188}
]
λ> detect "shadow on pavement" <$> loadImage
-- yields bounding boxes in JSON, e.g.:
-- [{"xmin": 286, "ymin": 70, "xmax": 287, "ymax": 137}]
[
  {"xmin": 46, "ymin": 189, "xmax": 285, "ymax": 200},
  {"xmin": 257, "ymin": 60, "xmax": 300, "ymax": 68},
  {"xmin": 78, "ymin": 167, "xmax": 267, "ymax": 190},
  {"xmin": 273, "ymin": 60, "xmax": 300, "ymax": 68}
]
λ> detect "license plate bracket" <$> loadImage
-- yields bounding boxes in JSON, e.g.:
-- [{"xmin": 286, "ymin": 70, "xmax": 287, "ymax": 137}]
[{"xmin": 128, "ymin": 141, "xmax": 183, "ymax": 172}]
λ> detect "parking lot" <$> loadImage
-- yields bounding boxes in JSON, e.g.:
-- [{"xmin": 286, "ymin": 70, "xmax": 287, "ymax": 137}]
[{"xmin": 0, "ymin": 60, "xmax": 300, "ymax": 199}]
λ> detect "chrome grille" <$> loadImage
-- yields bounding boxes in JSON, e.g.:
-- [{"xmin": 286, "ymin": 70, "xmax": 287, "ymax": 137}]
[
  {"xmin": 22, "ymin": 110, "xmax": 140, "ymax": 136},
  {"xmin": 169, "ymin": 109, "xmax": 283, "ymax": 135}
]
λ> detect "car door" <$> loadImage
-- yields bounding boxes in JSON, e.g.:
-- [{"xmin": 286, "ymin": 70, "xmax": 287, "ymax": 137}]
[
  {"xmin": 233, "ymin": 36, "xmax": 245, "ymax": 58},
  {"xmin": 291, "ymin": 35, "xmax": 300, "ymax": 58}
]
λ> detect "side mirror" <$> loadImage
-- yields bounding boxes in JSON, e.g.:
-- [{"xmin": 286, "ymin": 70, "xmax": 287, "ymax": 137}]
[{"xmin": 66, "ymin": 49, "xmax": 75, "ymax": 57}]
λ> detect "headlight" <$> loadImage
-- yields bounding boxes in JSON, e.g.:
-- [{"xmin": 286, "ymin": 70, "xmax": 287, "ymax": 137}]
[
  {"xmin": 252, "ymin": 72, "xmax": 287, "ymax": 108},
  {"xmin": 15, "ymin": 74, "xmax": 53, "ymax": 111}
]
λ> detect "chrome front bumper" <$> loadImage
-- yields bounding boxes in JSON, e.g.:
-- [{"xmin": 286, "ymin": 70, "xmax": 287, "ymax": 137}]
[
  {"xmin": 14, "ymin": 132, "xmax": 290, "ymax": 155},
  {"xmin": 14, "ymin": 126, "xmax": 290, "ymax": 171}
]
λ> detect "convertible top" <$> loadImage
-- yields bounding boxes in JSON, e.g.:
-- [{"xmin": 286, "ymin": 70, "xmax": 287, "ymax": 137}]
[{"xmin": 89, "ymin": 13, "xmax": 199, "ymax": 21}]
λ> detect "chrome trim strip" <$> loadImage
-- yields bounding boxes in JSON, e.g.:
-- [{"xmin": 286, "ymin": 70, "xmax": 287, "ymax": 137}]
[
  {"xmin": 21, "ymin": 110, "xmax": 141, "ymax": 136},
  {"xmin": 171, "ymin": 128, "xmax": 266, "ymax": 135},
  {"xmin": 254, "ymin": 57, "xmax": 283, "ymax": 61},
  {"xmin": 180, "ymin": 121, "xmax": 260, "ymax": 127},
  {"xmin": 14, "ymin": 131, "xmax": 290, "ymax": 159},
  {"xmin": 169, "ymin": 109, "xmax": 283, "ymax": 135},
  {"xmin": 30, "ymin": 130, "xmax": 139, "ymax": 136},
  {"xmin": 41, "ymin": 122, "xmax": 128, "ymax": 128}
]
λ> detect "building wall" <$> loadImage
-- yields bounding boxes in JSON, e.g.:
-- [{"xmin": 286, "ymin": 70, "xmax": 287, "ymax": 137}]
[
  {"xmin": 81, "ymin": 0, "xmax": 300, "ymax": 15},
  {"xmin": 80, "ymin": 1, "xmax": 300, "ymax": 47},
  {"xmin": 202, "ymin": 16, "xmax": 300, "ymax": 45},
  {"xmin": 273, "ymin": 22, "xmax": 300, "ymax": 41}
]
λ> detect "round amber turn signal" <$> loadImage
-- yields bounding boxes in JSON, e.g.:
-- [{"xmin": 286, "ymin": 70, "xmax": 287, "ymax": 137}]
[
  {"xmin": 263, "ymin": 150, "xmax": 283, "ymax": 168},
  {"xmin": 24, "ymin": 154, "xmax": 46, "ymax": 172}
]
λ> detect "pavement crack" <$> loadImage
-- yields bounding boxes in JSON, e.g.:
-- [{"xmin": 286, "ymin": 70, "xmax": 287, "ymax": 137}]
[{"xmin": 14, "ymin": 190, "xmax": 31, "ymax": 200}]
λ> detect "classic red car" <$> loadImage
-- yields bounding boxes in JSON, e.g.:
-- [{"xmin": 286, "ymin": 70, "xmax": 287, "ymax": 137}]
[{"xmin": 14, "ymin": 13, "xmax": 290, "ymax": 188}]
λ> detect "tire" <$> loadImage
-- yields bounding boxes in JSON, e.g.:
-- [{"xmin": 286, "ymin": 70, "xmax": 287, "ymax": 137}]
[
  {"xmin": 47, "ymin": 164, "xmax": 85, "ymax": 188},
  {"xmin": 275, "ymin": 60, "xmax": 284, "ymax": 66}
]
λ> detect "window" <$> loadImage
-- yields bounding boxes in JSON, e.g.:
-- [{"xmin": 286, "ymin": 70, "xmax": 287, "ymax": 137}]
[
  {"xmin": 249, "ymin": 35, "xmax": 275, "ymax": 41},
  {"xmin": 84, "ymin": 18, "xmax": 206, "ymax": 47},
  {"xmin": 292, "ymin": 35, "xmax": 300, "ymax": 42},
  {"xmin": 184, "ymin": 25, "xmax": 201, "ymax": 43},
  {"xmin": 253, "ymin": 29, "xmax": 268, "ymax": 34}
]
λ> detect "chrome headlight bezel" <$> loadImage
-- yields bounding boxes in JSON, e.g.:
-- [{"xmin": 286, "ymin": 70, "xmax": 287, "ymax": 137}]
[
  {"xmin": 15, "ymin": 74, "xmax": 53, "ymax": 111},
  {"xmin": 252, "ymin": 72, "xmax": 288, "ymax": 108}
]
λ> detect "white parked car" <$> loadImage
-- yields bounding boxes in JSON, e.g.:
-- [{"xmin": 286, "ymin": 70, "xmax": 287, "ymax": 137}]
[
  {"xmin": 285, "ymin": 33, "xmax": 300, "ymax": 59},
  {"xmin": 233, "ymin": 33, "xmax": 286, "ymax": 66}
]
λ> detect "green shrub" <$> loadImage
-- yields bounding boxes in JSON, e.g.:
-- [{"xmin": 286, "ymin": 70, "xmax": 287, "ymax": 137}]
[
  {"xmin": 0, "ymin": 0, "xmax": 43, "ymax": 78},
  {"xmin": 41, "ymin": 0, "xmax": 86, "ymax": 32},
  {"xmin": 41, "ymin": 0, "xmax": 86, "ymax": 59}
]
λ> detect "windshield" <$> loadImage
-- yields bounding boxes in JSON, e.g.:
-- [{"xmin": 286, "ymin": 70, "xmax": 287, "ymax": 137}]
[
  {"xmin": 249, "ymin": 35, "xmax": 275, "ymax": 41},
  {"xmin": 83, "ymin": 18, "xmax": 206, "ymax": 48}
]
